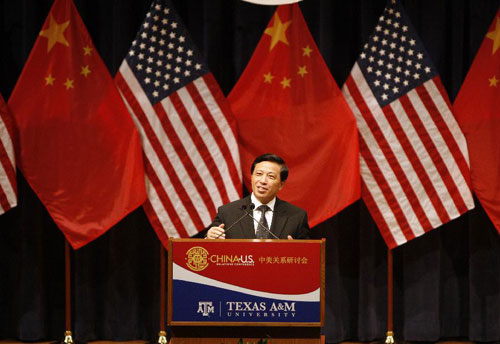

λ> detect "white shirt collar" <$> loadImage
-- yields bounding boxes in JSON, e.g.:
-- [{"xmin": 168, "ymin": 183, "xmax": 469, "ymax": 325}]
[{"xmin": 250, "ymin": 193, "xmax": 276, "ymax": 211}]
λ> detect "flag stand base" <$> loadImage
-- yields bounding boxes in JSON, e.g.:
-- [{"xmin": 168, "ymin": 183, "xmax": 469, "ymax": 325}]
[
  {"xmin": 63, "ymin": 330, "xmax": 73, "ymax": 344},
  {"xmin": 158, "ymin": 330, "xmax": 167, "ymax": 344},
  {"xmin": 385, "ymin": 331, "xmax": 394, "ymax": 344}
]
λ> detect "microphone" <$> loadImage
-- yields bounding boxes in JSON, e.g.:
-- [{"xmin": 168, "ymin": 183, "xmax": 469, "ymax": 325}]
[
  {"xmin": 214, "ymin": 204, "xmax": 250, "ymax": 239},
  {"xmin": 243, "ymin": 203, "xmax": 279, "ymax": 240}
]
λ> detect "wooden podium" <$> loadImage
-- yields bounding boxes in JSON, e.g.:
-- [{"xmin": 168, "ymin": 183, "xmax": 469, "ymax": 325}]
[{"xmin": 168, "ymin": 239, "xmax": 325, "ymax": 344}]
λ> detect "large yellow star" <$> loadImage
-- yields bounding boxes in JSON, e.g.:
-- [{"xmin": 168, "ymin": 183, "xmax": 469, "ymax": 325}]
[
  {"xmin": 486, "ymin": 16, "xmax": 500, "ymax": 55},
  {"xmin": 264, "ymin": 13, "xmax": 292, "ymax": 51},
  {"xmin": 39, "ymin": 15, "xmax": 70, "ymax": 52},
  {"xmin": 489, "ymin": 75, "xmax": 498, "ymax": 87}
]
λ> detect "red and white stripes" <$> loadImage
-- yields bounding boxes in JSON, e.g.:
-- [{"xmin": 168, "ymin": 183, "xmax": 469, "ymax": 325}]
[
  {"xmin": 116, "ymin": 60, "xmax": 241, "ymax": 246},
  {"xmin": 343, "ymin": 63, "xmax": 473, "ymax": 248},
  {"xmin": 0, "ymin": 96, "xmax": 16, "ymax": 215}
]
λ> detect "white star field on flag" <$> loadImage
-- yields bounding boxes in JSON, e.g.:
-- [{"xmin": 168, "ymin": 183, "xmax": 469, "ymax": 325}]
[
  {"xmin": 357, "ymin": 1, "xmax": 437, "ymax": 106},
  {"xmin": 125, "ymin": 2, "xmax": 208, "ymax": 103}
]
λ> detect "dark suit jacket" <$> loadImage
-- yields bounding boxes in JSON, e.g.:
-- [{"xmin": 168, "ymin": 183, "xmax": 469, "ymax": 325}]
[{"xmin": 210, "ymin": 196, "xmax": 310, "ymax": 239}]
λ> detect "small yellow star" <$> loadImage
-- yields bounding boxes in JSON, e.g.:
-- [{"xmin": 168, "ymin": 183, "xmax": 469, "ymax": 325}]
[
  {"xmin": 81, "ymin": 65, "xmax": 91, "ymax": 77},
  {"xmin": 486, "ymin": 16, "xmax": 500, "ymax": 55},
  {"xmin": 302, "ymin": 45, "xmax": 312, "ymax": 57},
  {"xmin": 39, "ymin": 14, "xmax": 70, "ymax": 52},
  {"xmin": 298, "ymin": 65, "xmax": 308, "ymax": 77},
  {"xmin": 83, "ymin": 46, "xmax": 92, "ymax": 56},
  {"xmin": 489, "ymin": 75, "xmax": 498, "ymax": 87},
  {"xmin": 45, "ymin": 74, "xmax": 55, "ymax": 86},
  {"xmin": 64, "ymin": 78, "xmax": 74, "ymax": 90},
  {"xmin": 280, "ymin": 77, "xmax": 291, "ymax": 89},
  {"xmin": 264, "ymin": 13, "xmax": 292, "ymax": 51},
  {"xmin": 263, "ymin": 72, "xmax": 274, "ymax": 83}
]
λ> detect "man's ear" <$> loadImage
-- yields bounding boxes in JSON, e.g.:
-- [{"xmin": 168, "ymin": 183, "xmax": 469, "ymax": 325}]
[{"xmin": 279, "ymin": 181, "xmax": 285, "ymax": 191}]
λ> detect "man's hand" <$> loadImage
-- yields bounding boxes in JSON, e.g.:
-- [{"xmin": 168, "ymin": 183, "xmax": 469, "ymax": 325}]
[
  {"xmin": 206, "ymin": 224, "xmax": 226, "ymax": 239},
  {"xmin": 287, "ymin": 235, "xmax": 294, "ymax": 240}
]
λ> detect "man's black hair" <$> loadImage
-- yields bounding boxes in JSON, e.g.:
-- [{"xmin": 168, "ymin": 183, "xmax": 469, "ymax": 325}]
[{"xmin": 250, "ymin": 153, "xmax": 289, "ymax": 182}]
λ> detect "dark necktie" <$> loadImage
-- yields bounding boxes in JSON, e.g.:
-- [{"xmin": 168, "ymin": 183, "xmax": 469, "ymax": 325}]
[{"xmin": 256, "ymin": 205, "xmax": 270, "ymax": 239}]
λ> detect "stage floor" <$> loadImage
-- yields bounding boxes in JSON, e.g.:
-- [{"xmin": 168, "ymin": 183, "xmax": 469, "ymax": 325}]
[{"xmin": 0, "ymin": 340, "xmax": 477, "ymax": 344}]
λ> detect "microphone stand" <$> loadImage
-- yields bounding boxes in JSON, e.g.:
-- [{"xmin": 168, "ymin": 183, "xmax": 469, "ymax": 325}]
[
  {"xmin": 241, "ymin": 206, "xmax": 279, "ymax": 239},
  {"xmin": 214, "ymin": 204, "xmax": 251, "ymax": 239}
]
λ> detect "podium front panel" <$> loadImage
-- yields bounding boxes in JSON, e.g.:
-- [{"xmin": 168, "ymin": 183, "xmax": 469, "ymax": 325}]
[{"xmin": 168, "ymin": 239, "xmax": 323, "ymax": 326}]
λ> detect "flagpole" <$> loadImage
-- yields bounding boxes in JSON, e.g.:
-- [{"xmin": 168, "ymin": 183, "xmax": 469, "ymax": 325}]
[
  {"xmin": 386, "ymin": 247, "xmax": 394, "ymax": 344},
  {"xmin": 158, "ymin": 245, "xmax": 167, "ymax": 344},
  {"xmin": 64, "ymin": 239, "xmax": 73, "ymax": 344}
]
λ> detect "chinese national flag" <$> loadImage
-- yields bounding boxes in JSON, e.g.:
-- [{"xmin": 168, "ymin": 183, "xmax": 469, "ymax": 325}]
[
  {"xmin": 8, "ymin": 0, "xmax": 146, "ymax": 248},
  {"xmin": 228, "ymin": 4, "xmax": 360, "ymax": 226},
  {"xmin": 454, "ymin": 7, "xmax": 500, "ymax": 234}
]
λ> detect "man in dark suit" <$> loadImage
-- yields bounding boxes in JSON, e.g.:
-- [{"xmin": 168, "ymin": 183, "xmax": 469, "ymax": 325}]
[{"xmin": 206, "ymin": 153, "xmax": 309, "ymax": 239}]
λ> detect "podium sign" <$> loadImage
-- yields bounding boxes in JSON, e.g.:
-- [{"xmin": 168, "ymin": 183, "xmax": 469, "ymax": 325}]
[{"xmin": 168, "ymin": 239, "xmax": 324, "ymax": 326}]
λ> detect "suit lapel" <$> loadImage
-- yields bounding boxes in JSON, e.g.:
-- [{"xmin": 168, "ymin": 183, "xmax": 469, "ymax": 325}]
[
  {"xmin": 271, "ymin": 198, "xmax": 288, "ymax": 238},
  {"xmin": 240, "ymin": 196, "xmax": 256, "ymax": 239}
]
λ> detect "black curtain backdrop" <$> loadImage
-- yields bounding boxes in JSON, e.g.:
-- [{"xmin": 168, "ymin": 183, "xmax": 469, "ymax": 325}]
[{"xmin": 1, "ymin": 0, "xmax": 500, "ymax": 343}]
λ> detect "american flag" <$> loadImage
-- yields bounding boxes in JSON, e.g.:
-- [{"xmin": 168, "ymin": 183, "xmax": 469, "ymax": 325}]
[
  {"xmin": 0, "ymin": 93, "xmax": 16, "ymax": 215},
  {"xmin": 342, "ymin": 0, "xmax": 474, "ymax": 248},
  {"xmin": 115, "ymin": 0, "xmax": 242, "ymax": 246}
]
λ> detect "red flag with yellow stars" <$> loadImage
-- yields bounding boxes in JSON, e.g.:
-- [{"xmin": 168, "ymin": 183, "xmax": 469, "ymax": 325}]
[
  {"xmin": 228, "ymin": 4, "xmax": 360, "ymax": 227},
  {"xmin": 454, "ymin": 6, "xmax": 500, "ymax": 234},
  {"xmin": 8, "ymin": 0, "xmax": 146, "ymax": 249}
]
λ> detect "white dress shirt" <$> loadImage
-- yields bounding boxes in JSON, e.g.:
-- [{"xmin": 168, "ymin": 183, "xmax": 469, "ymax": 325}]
[{"xmin": 250, "ymin": 193, "xmax": 275, "ymax": 235}]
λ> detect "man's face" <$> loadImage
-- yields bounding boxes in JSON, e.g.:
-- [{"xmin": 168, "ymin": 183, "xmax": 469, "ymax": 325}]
[{"xmin": 251, "ymin": 161, "xmax": 284, "ymax": 204}]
